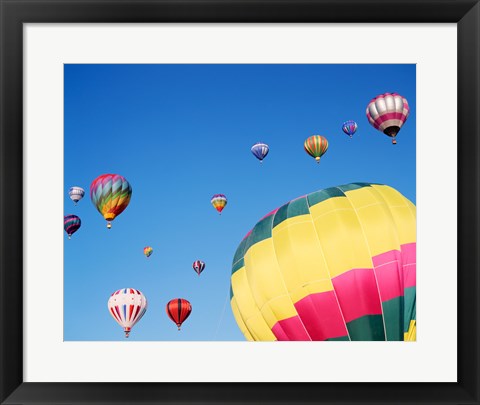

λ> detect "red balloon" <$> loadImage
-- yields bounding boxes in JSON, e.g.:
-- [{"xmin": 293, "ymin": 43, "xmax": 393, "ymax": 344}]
[{"xmin": 166, "ymin": 298, "xmax": 192, "ymax": 331}]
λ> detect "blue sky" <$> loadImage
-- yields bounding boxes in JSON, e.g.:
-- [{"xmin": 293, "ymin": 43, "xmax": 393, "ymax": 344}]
[{"xmin": 64, "ymin": 64, "xmax": 416, "ymax": 341}]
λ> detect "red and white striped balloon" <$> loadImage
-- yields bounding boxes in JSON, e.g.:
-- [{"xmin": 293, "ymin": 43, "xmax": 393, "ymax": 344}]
[
  {"xmin": 366, "ymin": 92, "xmax": 410, "ymax": 144},
  {"xmin": 108, "ymin": 288, "xmax": 147, "ymax": 338}
]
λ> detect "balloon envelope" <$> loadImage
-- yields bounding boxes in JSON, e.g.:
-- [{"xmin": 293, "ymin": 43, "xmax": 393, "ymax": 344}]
[
  {"xmin": 211, "ymin": 194, "xmax": 227, "ymax": 214},
  {"xmin": 304, "ymin": 135, "xmax": 328, "ymax": 163},
  {"xmin": 108, "ymin": 288, "xmax": 147, "ymax": 338},
  {"xmin": 251, "ymin": 142, "xmax": 269, "ymax": 162},
  {"xmin": 366, "ymin": 93, "xmax": 410, "ymax": 144},
  {"xmin": 90, "ymin": 174, "xmax": 132, "ymax": 228},
  {"xmin": 166, "ymin": 298, "xmax": 192, "ymax": 330},
  {"xmin": 64, "ymin": 214, "xmax": 81, "ymax": 238},
  {"xmin": 68, "ymin": 186, "xmax": 85, "ymax": 204},
  {"xmin": 341, "ymin": 120, "xmax": 358, "ymax": 138},
  {"xmin": 144, "ymin": 246, "xmax": 153, "ymax": 258},
  {"xmin": 192, "ymin": 260, "xmax": 205, "ymax": 276},
  {"xmin": 230, "ymin": 183, "xmax": 416, "ymax": 341}
]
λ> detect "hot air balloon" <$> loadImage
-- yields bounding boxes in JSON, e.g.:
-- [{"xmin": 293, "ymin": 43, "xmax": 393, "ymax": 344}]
[
  {"xmin": 341, "ymin": 120, "xmax": 358, "ymax": 138},
  {"xmin": 211, "ymin": 194, "xmax": 227, "ymax": 214},
  {"xmin": 166, "ymin": 298, "xmax": 192, "ymax": 331},
  {"xmin": 304, "ymin": 135, "xmax": 328, "ymax": 164},
  {"xmin": 68, "ymin": 186, "xmax": 85, "ymax": 205},
  {"xmin": 230, "ymin": 183, "xmax": 416, "ymax": 341},
  {"xmin": 64, "ymin": 214, "xmax": 81, "ymax": 239},
  {"xmin": 144, "ymin": 246, "xmax": 153, "ymax": 258},
  {"xmin": 366, "ymin": 92, "xmax": 410, "ymax": 144},
  {"xmin": 251, "ymin": 142, "xmax": 269, "ymax": 163},
  {"xmin": 108, "ymin": 288, "xmax": 147, "ymax": 338},
  {"xmin": 90, "ymin": 174, "xmax": 132, "ymax": 229},
  {"xmin": 193, "ymin": 260, "xmax": 205, "ymax": 276}
]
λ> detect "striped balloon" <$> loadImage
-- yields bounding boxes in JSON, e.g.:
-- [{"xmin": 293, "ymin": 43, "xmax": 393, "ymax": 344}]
[
  {"xmin": 64, "ymin": 214, "xmax": 81, "ymax": 239},
  {"xmin": 230, "ymin": 183, "xmax": 416, "ymax": 341},
  {"xmin": 251, "ymin": 142, "xmax": 269, "ymax": 163},
  {"xmin": 108, "ymin": 288, "xmax": 147, "ymax": 338},
  {"xmin": 166, "ymin": 298, "xmax": 192, "ymax": 331},
  {"xmin": 90, "ymin": 174, "xmax": 132, "ymax": 229},
  {"xmin": 366, "ymin": 92, "xmax": 410, "ymax": 144},
  {"xmin": 192, "ymin": 260, "xmax": 205, "ymax": 276},
  {"xmin": 68, "ymin": 186, "xmax": 85, "ymax": 205},
  {"xmin": 211, "ymin": 194, "xmax": 227, "ymax": 214},
  {"xmin": 341, "ymin": 120, "xmax": 358, "ymax": 138},
  {"xmin": 144, "ymin": 246, "xmax": 153, "ymax": 258},
  {"xmin": 304, "ymin": 135, "xmax": 328, "ymax": 164}
]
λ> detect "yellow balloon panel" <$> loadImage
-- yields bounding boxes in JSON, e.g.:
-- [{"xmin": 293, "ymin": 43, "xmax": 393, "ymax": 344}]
[
  {"xmin": 230, "ymin": 297, "xmax": 254, "ymax": 341},
  {"xmin": 311, "ymin": 208, "xmax": 374, "ymax": 278},
  {"xmin": 371, "ymin": 185, "xmax": 416, "ymax": 245},
  {"xmin": 404, "ymin": 320, "xmax": 416, "ymax": 341},
  {"xmin": 244, "ymin": 240, "xmax": 294, "ymax": 314},
  {"xmin": 231, "ymin": 266, "xmax": 277, "ymax": 341},
  {"xmin": 272, "ymin": 214, "xmax": 333, "ymax": 296},
  {"xmin": 308, "ymin": 195, "xmax": 352, "ymax": 220},
  {"xmin": 344, "ymin": 187, "xmax": 401, "ymax": 257}
]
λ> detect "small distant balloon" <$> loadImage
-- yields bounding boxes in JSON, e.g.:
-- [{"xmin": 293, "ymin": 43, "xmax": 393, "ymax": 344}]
[
  {"xmin": 144, "ymin": 246, "xmax": 153, "ymax": 258},
  {"xmin": 366, "ymin": 92, "xmax": 410, "ymax": 145},
  {"xmin": 108, "ymin": 288, "xmax": 147, "ymax": 338},
  {"xmin": 304, "ymin": 135, "xmax": 328, "ymax": 164},
  {"xmin": 211, "ymin": 194, "xmax": 227, "ymax": 214},
  {"xmin": 342, "ymin": 120, "xmax": 358, "ymax": 138},
  {"xmin": 64, "ymin": 214, "xmax": 81, "ymax": 239},
  {"xmin": 251, "ymin": 142, "xmax": 269, "ymax": 163},
  {"xmin": 166, "ymin": 298, "xmax": 192, "ymax": 331},
  {"xmin": 68, "ymin": 186, "xmax": 85, "ymax": 205},
  {"xmin": 193, "ymin": 260, "xmax": 205, "ymax": 276},
  {"xmin": 90, "ymin": 174, "xmax": 132, "ymax": 229}
]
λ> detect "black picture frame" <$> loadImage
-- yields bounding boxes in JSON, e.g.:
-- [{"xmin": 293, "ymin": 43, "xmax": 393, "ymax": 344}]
[{"xmin": 1, "ymin": 1, "xmax": 478, "ymax": 404}]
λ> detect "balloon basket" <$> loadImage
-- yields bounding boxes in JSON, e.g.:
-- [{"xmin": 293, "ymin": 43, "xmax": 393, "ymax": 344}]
[{"xmin": 107, "ymin": 222, "xmax": 112, "ymax": 229}]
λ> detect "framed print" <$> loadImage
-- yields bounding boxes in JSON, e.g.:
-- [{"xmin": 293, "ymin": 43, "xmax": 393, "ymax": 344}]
[{"xmin": 0, "ymin": 0, "xmax": 478, "ymax": 404}]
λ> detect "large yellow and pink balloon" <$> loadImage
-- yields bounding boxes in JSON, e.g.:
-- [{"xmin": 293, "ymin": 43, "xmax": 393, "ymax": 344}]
[{"xmin": 230, "ymin": 183, "xmax": 416, "ymax": 341}]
